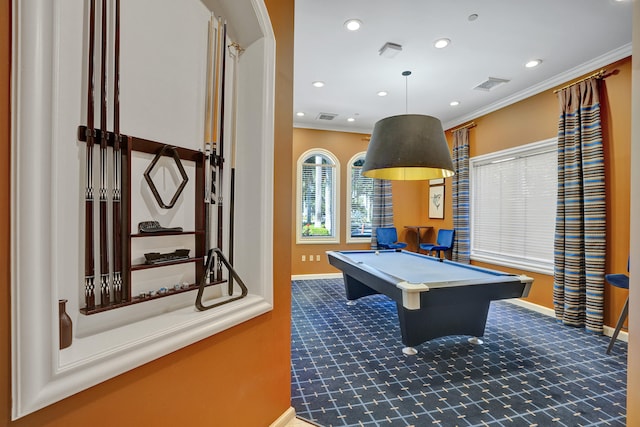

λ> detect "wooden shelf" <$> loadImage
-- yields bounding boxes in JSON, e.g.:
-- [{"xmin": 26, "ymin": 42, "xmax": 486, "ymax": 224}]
[
  {"xmin": 80, "ymin": 279, "xmax": 226, "ymax": 315},
  {"xmin": 78, "ymin": 133, "xmax": 207, "ymax": 315},
  {"xmin": 131, "ymin": 231, "xmax": 200, "ymax": 238},
  {"xmin": 130, "ymin": 256, "xmax": 204, "ymax": 271}
]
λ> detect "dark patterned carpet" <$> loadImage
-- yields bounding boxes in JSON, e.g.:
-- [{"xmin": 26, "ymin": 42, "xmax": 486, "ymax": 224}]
[{"xmin": 291, "ymin": 278, "xmax": 627, "ymax": 427}]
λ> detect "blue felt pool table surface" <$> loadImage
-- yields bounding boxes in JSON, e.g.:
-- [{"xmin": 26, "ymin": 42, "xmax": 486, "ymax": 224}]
[{"xmin": 336, "ymin": 250, "xmax": 519, "ymax": 287}]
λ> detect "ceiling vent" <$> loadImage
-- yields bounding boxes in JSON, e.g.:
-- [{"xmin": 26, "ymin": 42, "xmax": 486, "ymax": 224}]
[
  {"xmin": 474, "ymin": 77, "xmax": 510, "ymax": 91},
  {"xmin": 317, "ymin": 112, "xmax": 338, "ymax": 121},
  {"xmin": 379, "ymin": 42, "xmax": 402, "ymax": 59}
]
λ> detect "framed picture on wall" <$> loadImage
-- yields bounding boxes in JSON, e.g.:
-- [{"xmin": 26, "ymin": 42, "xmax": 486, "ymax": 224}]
[
  {"xmin": 429, "ymin": 185, "xmax": 445, "ymax": 219},
  {"xmin": 430, "ymin": 178, "xmax": 444, "ymax": 185}
]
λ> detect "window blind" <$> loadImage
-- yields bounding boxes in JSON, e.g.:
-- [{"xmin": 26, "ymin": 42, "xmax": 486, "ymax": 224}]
[
  {"xmin": 471, "ymin": 140, "xmax": 557, "ymax": 274},
  {"xmin": 349, "ymin": 157, "xmax": 374, "ymax": 239},
  {"xmin": 297, "ymin": 150, "xmax": 339, "ymax": 243}
]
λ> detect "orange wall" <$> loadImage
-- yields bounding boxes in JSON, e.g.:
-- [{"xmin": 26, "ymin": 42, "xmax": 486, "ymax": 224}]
[
  {"xmin": 1, "ymin": 1, "xmax": 294, "ymax": 426},
  {"xmin": 292, "ymin": 57, "xmax": 632, "ymax": 330}
]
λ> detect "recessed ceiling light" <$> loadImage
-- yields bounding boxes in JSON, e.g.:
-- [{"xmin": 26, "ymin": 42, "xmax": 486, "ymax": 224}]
[
  {"xmin": 312, "ymin": 81, "xmax": 325, "ymax": 88},
  {"xmin": 450, "ymin": 101, "xmax": 460, "ymax": 107},
  {"xmin": 377, "ymin": 91, "xmax": 388, "ymax": 97},
  {"xmin": 344, "ymin": 19, "xmax": 362, "ymax": 31},
  {"xmin": 525, "ymin": 59, "xmax": 542, "ymax": 68},
  {"xmin": 434, "ymin": 38, "xmax": 450, "ymax": 49},
  {"xmin": 468, "ymin": 14, "xmax": 479, "ymax": 21},
  {"xmin": 347, "ymin": 117, "xmax": 355, "ymax": 122},
  {"xmin": 296, "ymin": 112, "xmax": 305, "ymax": 117}
]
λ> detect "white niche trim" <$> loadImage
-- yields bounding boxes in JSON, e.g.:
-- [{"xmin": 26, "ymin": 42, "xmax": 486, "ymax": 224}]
[{"xmin": 11, "ymin": 0, "xmax": 275, "ymax": 419}]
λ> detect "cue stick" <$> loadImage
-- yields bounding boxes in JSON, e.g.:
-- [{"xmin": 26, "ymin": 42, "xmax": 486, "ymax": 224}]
[
  {"xmin": 112, "ymin": 0, "xmax": 123, "ymax": 303},
  {"xmin": 98, "ymin": 0, "xmax": 110, "ymax": 307},
  {"xmin": 227, "ymin": 41, "xmax": 243, "ymax": 295},
  {"xmin": 203, "ymin": 14, "xmax": 215, "ymax": 283},
  {"xmin": 215, "ymin": 19, "xmax": 227, "ymax": 282},
  {"xmin": 84, "ymin": 0, "xmax": 97, "ymax": 311}
]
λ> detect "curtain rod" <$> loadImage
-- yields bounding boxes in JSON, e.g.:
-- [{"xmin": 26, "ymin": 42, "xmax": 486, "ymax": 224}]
[
  {"xmin": 450, "ymin": 122, "xmax": 476, "ymax": 133},
  {"xmin": 553, "ymin": 69, "xmax": 607, "ymax": 93}
]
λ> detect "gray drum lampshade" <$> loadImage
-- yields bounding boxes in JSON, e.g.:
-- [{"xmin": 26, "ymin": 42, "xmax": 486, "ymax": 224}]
[{"xmin": 362, "ymin": 114, "xmax": 455, "ymax": 180}]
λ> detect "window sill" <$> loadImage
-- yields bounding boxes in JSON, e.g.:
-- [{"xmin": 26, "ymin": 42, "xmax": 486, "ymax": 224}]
[
  {"xmin": 297, "ymin": 237, "xmax": 340, "ymax": 245},
  {"xmin": 471, "ymin": 254, "xmax": 554, "ymax": 276},
  {"xmin": 346, "ymin": 236, "xmax": 371, "ymax": 244}
]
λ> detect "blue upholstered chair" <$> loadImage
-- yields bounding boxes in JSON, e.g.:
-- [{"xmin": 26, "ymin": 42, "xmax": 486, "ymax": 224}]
[
  {"xmin": 375, "ymin": 227, "xmax": 407, "ymax": 250},
  {"xmin": 606, "ymin": 258, "xmax": 630, "ymax": 354},
  {"xmin": 419, "ymin": 229, "xmax": 455, "ymax": 258}
]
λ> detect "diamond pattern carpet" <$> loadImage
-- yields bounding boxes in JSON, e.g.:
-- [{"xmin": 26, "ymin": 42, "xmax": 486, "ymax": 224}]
[{"xmin": 291, "ymin": 278, "xmax": 627, "ymax": 426}]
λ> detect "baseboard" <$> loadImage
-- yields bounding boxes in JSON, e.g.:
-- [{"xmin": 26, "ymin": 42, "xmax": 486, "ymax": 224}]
[
  {"xmin": 270, "ymin": 407, "xmax": 296, "ymax": 427},
  {"xmin": 506, "ymin": 298, "xmax": 556, "ymax": 317},
  {"xmin": 604, "ymin": 325, "xmax": 629, "ymax": 342},
  {"xmin": 291, "ymin": 273, "xmax": 342, "ymax": 281},
  {"xmin": 505, "ymin": 299, "xmax": 628, "ymax": 343}
]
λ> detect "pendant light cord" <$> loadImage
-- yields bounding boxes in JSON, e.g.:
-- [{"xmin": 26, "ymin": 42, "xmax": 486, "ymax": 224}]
[{"xmin": 402, "ymin": 70, "xmax": 411, "ymax": 114}]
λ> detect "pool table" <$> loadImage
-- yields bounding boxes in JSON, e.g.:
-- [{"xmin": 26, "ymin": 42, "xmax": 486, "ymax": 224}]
[{"xmin": 327, "ymin": 250, "xmax": 533, "ymax": 355}]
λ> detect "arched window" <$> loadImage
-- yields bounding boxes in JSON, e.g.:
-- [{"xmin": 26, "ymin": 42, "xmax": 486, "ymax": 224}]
[
  {"xmin": 296, "ymin": 149, "xmax": 340, "ymax": 243},
  {"xmin": 347, "ymin": 152, "xmax": 374, "ymax": 242}
]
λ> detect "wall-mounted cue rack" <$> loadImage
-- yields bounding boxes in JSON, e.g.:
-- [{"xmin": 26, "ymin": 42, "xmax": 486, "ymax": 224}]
[{"xmin": 77, "ymin": 127, "xmax": 224, "ymax": 315}]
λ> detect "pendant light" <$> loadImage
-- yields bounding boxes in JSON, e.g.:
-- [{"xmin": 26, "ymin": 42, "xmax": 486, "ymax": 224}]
[{"xmin": 362, "ymin": 71, "xmax": 455, "ymax": 180}]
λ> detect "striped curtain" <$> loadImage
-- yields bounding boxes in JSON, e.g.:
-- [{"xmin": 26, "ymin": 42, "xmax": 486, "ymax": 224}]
[
  {"xmin": 452, "ymin": 128, "xmax": 470, "ymax": 263},
  {"xmin": 553, "ymin": 78, "xmax": 606, "ymax": 333},
  {"xmin": 371, "ymin": 179, "xmax": 394, "ymax": 249}
]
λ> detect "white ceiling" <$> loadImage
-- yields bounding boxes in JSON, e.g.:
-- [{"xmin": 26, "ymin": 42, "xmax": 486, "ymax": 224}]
[{"xmin": 293, "ymin": 0, "xmax": 633, "ymax": 134}]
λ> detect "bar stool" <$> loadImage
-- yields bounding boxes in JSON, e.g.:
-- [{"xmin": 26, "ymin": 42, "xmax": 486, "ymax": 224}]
[{"xmin": 605, "ymin": 263, "xmax": 629, "ymax": 354}]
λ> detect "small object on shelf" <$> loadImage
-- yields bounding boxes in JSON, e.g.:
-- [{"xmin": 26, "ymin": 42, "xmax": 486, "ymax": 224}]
[
  {"xmin": 144, "ymin": 249, "xmax": 190, "ymax": 265},
  {"xmin": 59, "ymin": 299, "xmax": 73, "ymax": 350},
  {"xmin": 158, "ymin": 287, "xmax": 168, "ymax": 294},
  {"xmin": 138, "ymin": 220, "xmax": 184, "ymax": 234},
  {"xmin": 174, "ymin": 283, "xmax": 181, "ymax": 291},
  {"xmin": 181, "ymin": 282, "xmax": 190, "ymax": 289}
]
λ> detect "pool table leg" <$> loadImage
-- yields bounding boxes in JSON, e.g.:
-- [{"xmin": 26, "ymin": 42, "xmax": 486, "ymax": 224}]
[
  {"xmin": 342, "ymin": 273, "xmax": 380, "ymax": 302},
  {"xmin": 396, "ymin": 299, "xmax": 491, "ymax": 352}
]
